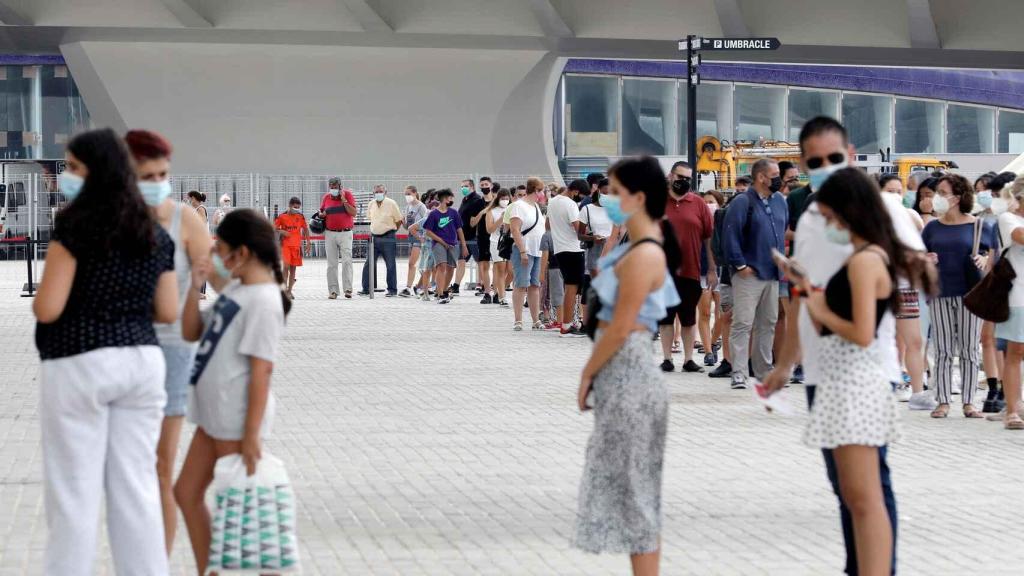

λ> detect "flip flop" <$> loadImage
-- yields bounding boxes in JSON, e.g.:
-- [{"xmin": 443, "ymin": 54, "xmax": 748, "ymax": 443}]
[
  {"xmin": 1005, "ymin": 414, "xmax": 1024, "ymax": 430},
  {"xmin": 931, "ymin": 404, "xmax": 950, "ymax": 419}
]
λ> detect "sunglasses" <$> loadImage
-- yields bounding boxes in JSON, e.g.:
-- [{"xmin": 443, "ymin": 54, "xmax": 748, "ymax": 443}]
[{"xmin": 805, "ymin": 152, "xmax": 846, "ymax": 170}]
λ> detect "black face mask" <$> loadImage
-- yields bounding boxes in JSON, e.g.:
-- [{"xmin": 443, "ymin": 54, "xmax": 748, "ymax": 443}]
[
  {"xmin": 671, "ymin": 177, "xmax": 691, "ymax": 195},
  {"xmin": 481, "ymin": 187, "xmax": 491, "ymax": 193},
  {"xmin": 769, "ymin": 176, "xmax": 783, "ymax": 193}
]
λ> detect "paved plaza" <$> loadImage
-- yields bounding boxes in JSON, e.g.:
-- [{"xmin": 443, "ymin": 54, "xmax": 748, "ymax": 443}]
[{"xmin": 0, "ymin": 259, "xmax": 1022, "ymax": 575}]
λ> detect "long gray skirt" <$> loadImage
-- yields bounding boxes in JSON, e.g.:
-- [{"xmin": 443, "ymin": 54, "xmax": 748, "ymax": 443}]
[{"xmin": 572, "ymin": 331, "xmax": 668, "ymax": 555}]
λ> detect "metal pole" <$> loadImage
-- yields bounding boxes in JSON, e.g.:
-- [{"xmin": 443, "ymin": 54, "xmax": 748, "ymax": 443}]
[
  {"xmin": 22, "ymin": 238, "xmax": 35, "ymax": 297},
  {"xmin": 687, "ymin": 34, "xmax": 698, "ymax": 170},
  {"xmin": 368, "ymin": 226, "xmax": 375, "ymax": 300}
]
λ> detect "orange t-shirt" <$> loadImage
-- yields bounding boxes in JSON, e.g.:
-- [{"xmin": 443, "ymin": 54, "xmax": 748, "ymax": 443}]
[{"xmin": 275, "ymin": 212, "xmax": 307, "ymax": 248}]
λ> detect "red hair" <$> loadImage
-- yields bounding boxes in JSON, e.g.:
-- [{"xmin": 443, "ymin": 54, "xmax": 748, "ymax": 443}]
[{"xmin": 125, "ymin": 129, "xmax": 172, "ymax": 160}]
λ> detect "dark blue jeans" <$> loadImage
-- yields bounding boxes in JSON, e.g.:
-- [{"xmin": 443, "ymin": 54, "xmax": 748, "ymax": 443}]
[
  {"xmin": 807, "ymin": 385, "xmax": 898, "ymax": 575},
  {"xmin": 361, "ymin": 231, "xmax": 398, "ymax": 294}
]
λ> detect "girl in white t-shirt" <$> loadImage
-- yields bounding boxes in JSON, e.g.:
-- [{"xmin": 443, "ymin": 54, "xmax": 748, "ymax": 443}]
[
  {"xmin": 486, "ymin": 188, "xmax": 512, "ymax": 305},
  {"xmin": 995, "ymin": 176, "xmax": 1024, "ymax": 430},
  {"xmin": 176, "ymin": 209, "xmax": 290, "ymax": 574}
]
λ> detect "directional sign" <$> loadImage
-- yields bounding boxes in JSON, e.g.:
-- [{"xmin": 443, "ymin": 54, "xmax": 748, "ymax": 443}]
[{"xmin": 700, "ymin": 37, "xmax": 781, "ymax": 51}]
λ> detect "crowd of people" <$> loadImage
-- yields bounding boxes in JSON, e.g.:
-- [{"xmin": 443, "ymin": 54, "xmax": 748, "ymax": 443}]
[{"xmin": 26, "ymin": 113, "xmax": 1024, "ymax": 576}]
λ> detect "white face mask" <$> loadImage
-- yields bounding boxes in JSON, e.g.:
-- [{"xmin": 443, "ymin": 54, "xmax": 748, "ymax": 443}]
[
  {"xmin": 992, "ymin": 197, "xmax": 1011, "ymax": 216},
  {"xmin": 330, "ymin": 188, "xmax": 340, "ymax": 197},
  {"xmin": 405, "ymin": 195, "xmax": 415, "ymax": 204},
  {"xmin": 374, "ymin": 192, "xmax": 385, "ymax": 202},
  {"xmin": 499, "ymin": 199, "xmax": 509, "ymax": 208},
  {"xmin": 706, "ymin": 202, "xmax": 719, "ymax": 214},
  {"xmin": 932, "ymin": 195, "xmax": 951, "ymax": 216}
]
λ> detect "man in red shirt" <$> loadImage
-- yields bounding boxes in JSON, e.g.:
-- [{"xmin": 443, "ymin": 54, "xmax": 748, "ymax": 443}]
[
  {"xmin": 318, "ymin": 177, "xmax": 357, "ymax": 299},
  {"xmin": 659, "ymin": 161, "xmax": 717, "ymax": 372}
]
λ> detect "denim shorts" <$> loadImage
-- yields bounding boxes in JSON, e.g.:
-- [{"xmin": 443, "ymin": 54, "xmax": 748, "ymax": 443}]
[
  {"xmin": 511, "ymin": 246, "xmax": 542, "ymax": 288},
  {"xmin": 161, "ymin": 342, "xmax": 197, "ymax": 417}
]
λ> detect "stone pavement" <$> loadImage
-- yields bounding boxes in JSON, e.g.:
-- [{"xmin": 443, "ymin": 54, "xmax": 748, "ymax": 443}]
[{"xmin": 0, "ymin": 258, "xmax": 1022, "ymax": 575}]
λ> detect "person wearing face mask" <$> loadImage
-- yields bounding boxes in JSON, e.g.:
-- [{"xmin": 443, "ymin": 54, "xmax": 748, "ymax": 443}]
[
  {"xmin": 34, "ymin": 129, "xmax": 179, "ymax": 575},
  {"xmin": 911, "ymin": 177, "xmax": 939, "ymax": 227},
  {"xmin": 922, "ymin": 175, "xmax": 997, "ymax": 418},
  {"xmin": 453, "ymin": 178, "xmax": 483, "ymax": 296},
  {"xmin": 778, "ymin": 161, "xmax": 801, "ymax": 197},
  {"xmin": 994, "ymin": 174, "xmax": 1024, "ymax": 429},
  {"xmin": 423, "ymin": 189, "xmax": 469, "ymax": 304},
  {"xmin": 766, "ymin": 118, "xmax": 933, "ymax": 576},
  {"xmin": 212, "ymin": 193, "xmax": 233, "ymax": 228},
  {"xmin": 722, "ymin": 158, "xmax": 787, "ymax": 389},
  {"xmin": 698, "ymin": 190, "xmax": 725, "ymax": 367},
  {"xmin": 177, "ymin": 209, "xmax": 290, "ymax": 575},
  {"xmin": 319, "ymin": 177, "xmax": 357, "ymax": 299},
  {"xmin": 572, "ymin": 156, "xmax": 680, "ymax": 575},
  {"xmin": 509, "ymin": 178, "xmax": 547, "ymax": 330},
  {"xmin": 401, "ymin": 185, "xmax": 428, "ymax": 298},
  {"xmin": 660, "ymin": 161, "xmax": 717, "ymax": 372},
  {"xmin": 485, "ymin": 188, "xmax": 512, "ymax": 306},
  {"xmin": 470, "ymin": 177, "xmax": 496, "ymax": 303},
  {"xmin": 126, "ymin": 129, "xmax": 214, "ymax": 557},
  {"xmin": 789, "ymin": 168, "xmax": 935, "ymax": 576},
  {"xmin": 274, "ymin": 196, "xmax": 311, "ymax": 299},
  {"xmin": 360, "ymin": 184, "xmax": 403, "ymax": 297}
]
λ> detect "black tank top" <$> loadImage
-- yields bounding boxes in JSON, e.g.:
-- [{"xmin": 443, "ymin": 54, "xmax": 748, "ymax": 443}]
[{"xmin": 819, "ymin": 248, "xmax": 892, "ymax": 337}]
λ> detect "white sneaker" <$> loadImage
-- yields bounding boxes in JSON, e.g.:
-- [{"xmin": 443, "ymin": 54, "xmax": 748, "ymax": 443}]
[
  {"xmin": 908, "ymin": 391, "xmax": 939, "ymax": 411},
  {"xmin": 895, "ymin": 384, "xmax": 913, "ymax": 402}
]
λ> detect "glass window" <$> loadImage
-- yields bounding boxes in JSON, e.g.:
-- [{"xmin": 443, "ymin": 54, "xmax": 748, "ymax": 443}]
[
  {"xmin": 998, "ymin": 109, "xmax": 1024, "ymax": 154},
  {"xmin": 0, "ymin": 65, "xmax": 37, "ymax": 159},
  {"xmin": 41, "ymin": 65, "xmax": 91, "ymax": 160},
  {"xmin": 788, "ymin": 89, "xmax": 839, "ymax": 142},
  {"xmin": 895, "ymin": 98, "xmax": 944, "ymax": 154},
  {"xmin": 842, "ymin": 93, "xmax": 892, "ymax": 154},
  {"xmin": 565, "ymin": 75, "xmax": 619, "ymax": 156},
  {"xmin": 947, "ymin": 105, "xmax": 994, "ymax": 154},
  {"xmin": 681, "ymin": 82, "xmax": 732, "ymax": 155},
  {"xmin": 621, "ymin": 78, "xmax": 677, "ymax": 156},
  {"xmin": 734, "ymin": 84, "xmax": 786, "ymax": 141}
]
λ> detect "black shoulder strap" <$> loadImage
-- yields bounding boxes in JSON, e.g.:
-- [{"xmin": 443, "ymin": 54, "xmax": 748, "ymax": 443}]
[
  {"xmin": 522, "ymin": 204, "xmax": 541, "ymax": 236},
  {"xmin": 627, "ymin": 237, "xmax": 663, "ymax": 252}
]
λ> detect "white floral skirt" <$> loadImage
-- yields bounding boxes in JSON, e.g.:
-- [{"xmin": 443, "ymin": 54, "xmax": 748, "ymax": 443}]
[{"xmin": 803, "ymin": 335, "xmax": 901, "ymax": 449}]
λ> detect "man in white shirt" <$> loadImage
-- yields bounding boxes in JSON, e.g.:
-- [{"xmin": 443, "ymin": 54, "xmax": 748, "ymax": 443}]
[
  {"xmin": 547, "ymin": 185, "xmax": 586, "ymax": 337},
  {"xmin": 764, "ymin": 116, "xmax": 899, "ymax": 576}
]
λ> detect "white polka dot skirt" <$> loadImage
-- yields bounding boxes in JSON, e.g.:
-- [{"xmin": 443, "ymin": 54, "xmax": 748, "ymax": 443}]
[{"xmin": 803, "ymin": 335, "xmax": 901, "ymax": 449}]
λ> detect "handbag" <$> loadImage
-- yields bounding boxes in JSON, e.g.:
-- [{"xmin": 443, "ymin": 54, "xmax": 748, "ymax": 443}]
[
  {"xmin": 965, "ymin": 245, "xmax": 1016, "ymax": 323},
  {"xmin": 581, "ymin": 205, "xmax": 594, "ymax": 249},
  {"xmin": 498, "ymin": 204, "xmax": 539, "ymax": 260},
  {"xmin": 208, "ymin": 453, "xmax": 300, "ymax": 573}
]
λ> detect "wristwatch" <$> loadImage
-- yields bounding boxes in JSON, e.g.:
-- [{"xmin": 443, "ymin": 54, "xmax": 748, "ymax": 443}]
[{"xmin": 734, "ymin": 265, "xmax": 748, "ymax": 272}]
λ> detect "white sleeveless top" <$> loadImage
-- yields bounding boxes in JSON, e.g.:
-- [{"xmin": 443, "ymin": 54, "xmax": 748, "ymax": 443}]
[{"xmin": 154, "ymin": 202, "xmax": 194, "ymax": 347}]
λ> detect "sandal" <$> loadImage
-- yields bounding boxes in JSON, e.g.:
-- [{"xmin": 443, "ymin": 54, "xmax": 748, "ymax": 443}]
[
  {"xmin": 963, "ymin": 405, "xmax": 985, "ymax": 419},
  {"xmin": 930, "ymin": 404, "xmax": 950, "ymax": 419},
  {"xmin": 1005, "ymin": 413, "xmax": 1024, "ymax": 430}
]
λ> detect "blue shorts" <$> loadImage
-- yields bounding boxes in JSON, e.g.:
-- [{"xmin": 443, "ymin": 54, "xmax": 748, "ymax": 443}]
[
  {"xmin": 462, "ymin": 240, "xmax": 480, "ymax": 262},
  {"xmin": 511, "ymin": 246, "xmax": 542, "ymax": 288},
  {"xmin": 160, "ymin": 342, "xmax": 196, "ymax": 417}
]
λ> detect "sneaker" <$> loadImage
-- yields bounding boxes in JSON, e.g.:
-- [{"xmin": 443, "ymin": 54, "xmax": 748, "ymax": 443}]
[
  {"xmin": 908, "ymin": 391, "xmax": 939, "ymax": 411},
  {"xmin": 329, "ymin": 292, "xmax": 338, "ymax": 300},
  {"xmin": 499, "ymin": 300, "xmax": 510, "ymax": 307},
  {"xmin": 695, "ymin": 343, "xmax": 706, "ymax": 355},
  {"xmin": 560, "ymin": 326, "xmax": 586, "ymax": 338},
  {"xmin": 895, "ymin": 384, "xmax": 913, "ymax": 402},
  {"xmin": 790, "ymin": 364, "xmax": 805, "ymax": 384},
  {"xmin": 544, "ymin": 321, "xmax": 563, "ymax": 331},
  {"xmin": 480, "ymin": 294, "xmax": 493, "ymax": 304},
  {"xmin": 421, "ymin": 293, "xmax": 431, "ymax": 302},
  {"xmin": 385, "ymin": 292, "xmax": 397, "ymax": 298},
  {"xmin": 437, "ymin": 296, "xmax": 450, "ymax": 304},
  {"xmin": 450, "ymin": 284, "xmax": 460, "ymax": 295},
  {"xmin": 708, "ymin": 360, "xmax": 732, "ymax": 378},
  {"xmin": 513, "ymin": 321, "xmax": 523, "ymax": 331},
  {"xmin": 660, "ymin": 359, "xmax": 675, "ymax": 373},
  {"xmin": 730, "ymin": 372, "xmax": 748, "ymax": 390},
  {"xmin": 901, "ymin": 372, "xmax": 911, "ymax": 385},
  {"xmin": 344, "ymin": 291, "xmax": 352, "ymax": 299},
  {"xmin": 703, "ymin": 351, "xmax": 717, "ymax": 366},
  {"xmin": 683, "ymin": 360, "xmax": 705, "ymax": 373},
  {"xmin": 532, "ymin": 321, "xmax": 545, "ymax": 331},
  {"xmin": 357, "ymin": 291, "xmax": 370, "ymax": 297},
  {"xmin": 399, "ymin": 289, "xmax": 412, "ymax": 298},
  {"xmin": 493, "ymin": 296, "xmax": 502, "ymax": 305}
]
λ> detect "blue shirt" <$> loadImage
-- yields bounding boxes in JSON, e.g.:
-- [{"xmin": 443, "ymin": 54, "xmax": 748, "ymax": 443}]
[
  {"xmin": 722, "ymin": 189, "xmax": 788, "ymax": 281},
  {"xmin": 922, "ymin": 219, "xmax": 997, "ymax": 298},
  {"xmin": 592, "ymin": 241, "xmax": 681, "ymax": 332}
]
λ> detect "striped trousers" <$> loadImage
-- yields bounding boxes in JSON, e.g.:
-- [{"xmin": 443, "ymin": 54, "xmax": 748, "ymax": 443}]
[{"xmin": 930, "ymin": 296, "xmax": 982, "ymax": 405}]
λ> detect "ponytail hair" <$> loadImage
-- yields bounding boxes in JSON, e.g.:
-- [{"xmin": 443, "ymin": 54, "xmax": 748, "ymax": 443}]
[{"xmin": 215, "ymin": 209, "xmax": 293, "ymax": 316}]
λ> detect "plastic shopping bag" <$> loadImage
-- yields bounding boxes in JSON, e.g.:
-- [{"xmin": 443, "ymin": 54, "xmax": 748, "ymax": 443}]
[{"xmin": 207, "ymin": 452, "xmax": 299, "ymax": 574}]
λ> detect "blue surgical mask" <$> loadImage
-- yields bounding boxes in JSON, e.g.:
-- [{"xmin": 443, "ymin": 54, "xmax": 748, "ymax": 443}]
[
  {"xmin": 211, "ymin": 253, "xmax": 232, "ymax": 279},
  {"xmin": 824, "ymin": 222, "xmax": 851, "ymax": 245},
  {"xmin": 374, "ymin": 193, "xmax": 385, "ymax": 202},
  {"xmin": 976, "ymin": 190, "xmax": 993, "ymax": 209},
  {"xmin": 807, "ymin": 161, "xmax": 848, "ymax": 192},
  {"xmin": 602, "ymin": 195, "xmax": 632, "ymax": 226},
  {"xmin": 903, "ymin": 190, "xmax": 917, "ymax": 209},
  {"xmin": 59, "ymin": 172, "xmax": 85, "ymax": 201},
  {"xmin": 138, "ymin": 180, "xmax": 172, "ymax": 206}
]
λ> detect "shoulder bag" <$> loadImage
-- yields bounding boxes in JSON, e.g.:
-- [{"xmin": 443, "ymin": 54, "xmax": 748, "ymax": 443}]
[
  {"xmin": 965, "ymin": 222, "xmax": 1016, "ymax": 322},
  {"xmin": 498, "ymin": 204, "xmax": 539, "ymax": 260}
]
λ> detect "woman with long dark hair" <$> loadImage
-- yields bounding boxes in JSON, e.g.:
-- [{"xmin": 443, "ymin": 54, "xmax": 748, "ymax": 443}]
[
  {"xmin": 34, "ymin": 128, "xmax": 178, "ymax": 574},
  {"xmin": 573, "ymin": 157, "xmax": 680, "ymax": 576},
  {"xmin": 797, "ymin": 168, "xmax": 935, "ymax": 576},
  {"xmin": 485, "ymin": 188, "xmax": 512, "ymax": 306},
  {"xmin": 912, "ymin": 177, "xmax": 940, "ymax": 227}
]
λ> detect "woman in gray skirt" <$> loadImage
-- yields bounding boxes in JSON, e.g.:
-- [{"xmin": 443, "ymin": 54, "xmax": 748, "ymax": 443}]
[{"xmin": 574, "ymin": 156, "xmax": 680, "ymax": 576}]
